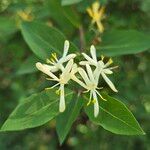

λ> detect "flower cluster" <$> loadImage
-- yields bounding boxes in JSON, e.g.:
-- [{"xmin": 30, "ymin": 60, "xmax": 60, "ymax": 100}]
[
  {"xmin": 87, "ymin": 1, "xmax": 105, "ymax": 33},
  {"xmin": 36, "ymin": 40, "xmax": 118, "ymax": 117}
]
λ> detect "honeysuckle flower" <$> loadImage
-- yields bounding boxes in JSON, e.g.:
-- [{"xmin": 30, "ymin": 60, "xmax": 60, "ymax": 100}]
[
  {"xmin": 36, "ymin": 59, "xmax": 76, "ymax": 112},
  {"xmin": 46, "ymin": 40, "xmax": 76, "ymax": 72},
  {"xmin": 87, "ymin": 1, "xmax": 105, "ymax": 33},
  {"xmin": 72, "ymin": 64, "xmax": 105, "ymax": 117},
  {"xmin": 80, "ymin": 45, "xmax": 118, "ymax": 92},
  {"xmin": 17, "ymin": 8, "xmax": 33, "ymax": 21}
]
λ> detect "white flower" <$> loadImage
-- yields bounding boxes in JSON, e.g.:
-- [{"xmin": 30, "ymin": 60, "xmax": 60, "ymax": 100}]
[
  {"xmin": 46, "ymin": 40, "xmax": 76, "ymax": 72},
  {"xmin": 72, "ymin": 64, "xmax": 105, "ymax": 117},
  {"xmin": 36, "ymin": 59, "xmax": 76, "ymax": 112},
  {"xmin": 80, "ymin": 45, "xmax": 118, "ymax": 92}
]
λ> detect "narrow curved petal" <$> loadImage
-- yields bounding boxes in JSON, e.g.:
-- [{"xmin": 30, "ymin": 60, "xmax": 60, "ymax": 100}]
[
  {"xmin": 92, "ymin": 91, "xmax": 99, "ymax": 117},
  {"xmin": 86, "ymin": 64, "xmax": 95, "ymax": 84},
  {"xmin": 87, "ymin": 8, "xmax": 93, "ymax": 17},
  {"xmin": 64, "ymin": 54, "xmax": 76, "ymax": 62},
  {"xmin": 63, "ymin": 40, "xmax": 69, "ymax": 57},
  {"xmin": 96, "ymin": 21, "xmax": 104, "ymax": 33},
  {"xmin": 79, "ymin": 61, "xmax": 90, "ymax": 65},
  {"xmin": 42, "ymin": 64, "xmax": 54, "ymax": 71},
  {"xmin": 93, "ymin": 63, "xmax": 103, "ymax": 83},
  {"xmin": 90, "ymin": 45, "xmax": 97, "ymax": 61},
  {"xmin": 103, "ymin": 68, "xmax": 113, "ymax": 74},
  {"xmin": 101, "ymin": 72, "xmax": 118, "ymax": 92},
  {"xmin": 82, "ymin": 53, "xmax": 97, "ymax": 66},
  {"xmin": 98, "ymin": 6, "xmax": 105, "ymax": 19},
  {"xmin": 63, "ymin": 59, "xmax": 74, "ymax": 75},
  {"xmin": 59, "ymin": 84, "xmax": 65, "ymax": 112},
  {"xmin": 36, "ymin": 62, "xmax": 59, "ymax": 81},
  {"xmin": 78, "ymin": 67, "xmax": 90, "ymax": 85},
  {"xmin": 71, "ymin": 75, "xmax": 88, "ymax": 89},
  {"xmin": 50, "ymin": 67, "xmax": 59, "ymax": 73},
  {"xmin": 71, "ymin": 63, "xmax": 78, "ymax": 75},
  {"xmin": 92, "ymin": 1, "xmax": 100, "ymax": 13}
]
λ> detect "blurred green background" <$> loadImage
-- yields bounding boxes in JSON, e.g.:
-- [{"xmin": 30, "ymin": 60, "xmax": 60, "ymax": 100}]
[{"xmin": 0, "ymin": 0, "xmax": 149, "ymax": 149}]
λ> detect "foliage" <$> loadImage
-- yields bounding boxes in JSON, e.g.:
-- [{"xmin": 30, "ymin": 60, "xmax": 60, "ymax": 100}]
[{"xmin": 0, "ymin": 0, "xmax": 150, "ymax": 149}]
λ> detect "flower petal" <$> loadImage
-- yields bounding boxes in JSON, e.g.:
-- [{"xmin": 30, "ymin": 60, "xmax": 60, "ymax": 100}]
[
  {"xmin": 101, "ymin": 72, "xmax": 118, "ymax": 92},
  {"xmin": 103, "ymin": 68, "xmax": 113, "ymax": 74},
  {"xmin": 79, "ymin": 61, "xmax": 90, "ymax": 65},
  {"xmin": 36, "ymin": 62, "xmax": 59, "ymax": 80},
  {"xmin": 87, "ymin": 8, "xmax": 93, "ymax": 17},
  {"xmin": 96, "ymin": 21, "xmax": 104, "ymax": 33},
  {"xmin": 64, "ymin": 54, "xmax": 76, "ymax": 61},
  {"xmin": 92, "ymin": 1, "xmax": 100, "ymax": 13},
  {"xmin": 71, "ymin": 63, "xmax": 78, "ymax": 74},
  {"xmin": 59, "ymin": 84, "xmax": 65, "ymax": 112},
  {"xmin": 63, "ymin": 59, "xmax": 74, "ymax": 75},
  {"xmin": 82, "ymin": 53, "xmax": 97, "ymax": 66},
  {"xmin": 90, "ymin": 45, "xmax": 97, "ymax": 61},
  {"xmin": 63, "ymin": 40, "xmax": 69, "ymax": 57},
  {"xmin": 92, "ymin": 90, "xmax": 99, "ymax": 117},
  {"xmin": 71, "ymin": 75, "xmax": 87, "ymax": 89},
  {"xmin": 78, "ymin": 67, "xmax": 90, "ymax": 85},
  {"xmin": 86, "ymin": 64, "xmax": 95, "ymax": 84}
]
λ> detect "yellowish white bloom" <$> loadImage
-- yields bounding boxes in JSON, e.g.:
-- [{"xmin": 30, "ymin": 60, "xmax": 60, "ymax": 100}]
[
  {"xmin": 87, "ymin": 1, "xmax": 105, "ymax": 33},
  {"xmin": 17, "ymin": 8, "xmax": 33, "ymax": 21},
  {"xmin": 72, "ymin": 64, "xmax": 105, "ymax": 117},
  {"xmin": 36, "ymin": 59, "xmax": 76, "ymax": 112},
  {"xmin": 80, "ymin": 45, "xmax": 118, "ymax": 92},
  {"xmin": 36, "ymin": 40, "xmax": 118, "ymax": 118},
  {"xmin": 46, "ymin": 40, "xmax": 76, "ymax": 72}
]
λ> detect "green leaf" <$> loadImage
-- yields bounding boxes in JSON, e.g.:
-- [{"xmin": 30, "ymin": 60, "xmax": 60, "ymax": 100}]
[
  {"xmin": 0, "ymin": 16, "xmax": 17, "ymax": 42},
  {"xmin": 21, "ymin": 21, "xmax": 78, "ymax": 60},
  {"xmin": 97, "ymin": 30, "xmax": 150, "ymax": 56},
  {"xmin": 1, "ymin": 89, "xmax": 73, "ymax": 131},
  {"xmin": 16, "ymin": 55, "xmax": 39, "ymax": 75},
  {"xmin": 47, "ymin": 0, "xmax": 80, "ymax": 29},
  {"xmin": 85, "ymin": 94, "xmax": 145, "ymax": 135},
  {"xmin": 61, "ymin": 0, "xmax": 83, "ymax": 6},
  {"xmin": 56, "ymin": 93, "xmax": 83, "ymax": 144}
]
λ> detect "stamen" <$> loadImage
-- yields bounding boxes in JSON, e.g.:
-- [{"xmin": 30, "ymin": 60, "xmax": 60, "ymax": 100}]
[
  {"xmin": 52, "ymin": 53, "xmax": 58, "ymax": 61},
  {"xmin": 95, "ymin": 90, "xmax": 107, "ymax": 101},
  {"xmin": 104, "ymin": 58, "xmax": 113, "ymax": 67},
  {"xmin": 101, "ymin": 55, "xmax": 104, "ymax": 60},
  {"xmin": 96, "ymin": 87, "xmax": 103, "ymax": 90},
  {"xmin": 87, "ymin": 91, "xmax": 92, "ymax": 106},
  {"xmin": 46, "ymin": 59, "xmax": 54, "ymax": 64},
  {"xmin": 55, "ymin": 89, "xmax": 60, "ymax": 95},
  {"xmin": 92, "ymin": 99, "xmax": 96, "ymax": 104},
  {"xmin": 45, "ymin": 83, "xmax": 60, "ymax": 90},
  {"xmin": 45, "ymin": 87, "xmax": 52, "ymax": 90},
  {"xmin": 108, "ymin": 58, "xmax": 113, "ymax": 64},
  {"xmin": 83, "ymin": 90, "xmax": 89, "ymax": 93},
  {"xmin": 87, "ymin": 99, "xmax": 92, "ymax": 106},
  {"xmin": 50, "ymin": 58, "xmax": 55, "ymax": 63}
]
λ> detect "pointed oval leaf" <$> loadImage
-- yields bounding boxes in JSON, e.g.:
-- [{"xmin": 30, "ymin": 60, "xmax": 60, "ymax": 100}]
[
  {"xmin": 97, "ymin": 30, "xmax": 150, "ymax": 56},
  {"xmin": 21, "ymin": 21, "xmax": 78, "ymax": 60},
  {"xmin": 47, "ymin": 0, "xmax": 81, "ymax": 28},
  {"xmin": 85, "ymin": 94, "xmax": 145, "ymax": 135},
  {"xmin": 1, "ymin": 89, "xmax": 73, "ymax": 131},
  {"xmin": 56, "ymin": 93, "xmax": 83, "ymax": 144}
]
